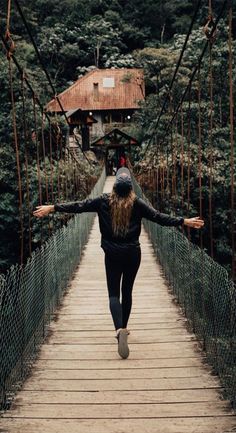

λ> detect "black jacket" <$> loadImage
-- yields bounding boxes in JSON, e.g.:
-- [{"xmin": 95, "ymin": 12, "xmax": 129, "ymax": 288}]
[{"xmin": 54, "ymin": 194, "xmax": 184, "ymax": 254}]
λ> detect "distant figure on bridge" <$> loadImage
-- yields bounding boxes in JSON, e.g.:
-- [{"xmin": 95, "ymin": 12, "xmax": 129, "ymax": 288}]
[
  {"xmin": 119, "ymin": 153, "xmax": 126, "ymax": 168},
  {"xmin": 107, "ymin": 158, "xmax": 114, "ymax": 176},
  {"xmin": 33, "ymin": 168, "xmax": 204, "ymax": 359}
]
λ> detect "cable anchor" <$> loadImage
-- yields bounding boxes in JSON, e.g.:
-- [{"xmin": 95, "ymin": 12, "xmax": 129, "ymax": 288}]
[
  {"xmin": 203, "ymin": 15, "xmax": 217, "ymax": 45},
  {"xmin": 4, "ymin": 30, "xmax": 15, "ymax": 59}
]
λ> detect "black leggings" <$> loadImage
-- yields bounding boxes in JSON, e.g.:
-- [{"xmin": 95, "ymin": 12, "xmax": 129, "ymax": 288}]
[{"xmin": 104, "ymin": 248, "xmax": 141, "ymax": 330}]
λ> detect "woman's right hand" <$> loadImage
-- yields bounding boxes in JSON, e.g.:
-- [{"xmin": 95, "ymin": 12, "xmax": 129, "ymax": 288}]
[{"xmin": 33, "ymin": 205, "xmax": 54, "ymax": 218}]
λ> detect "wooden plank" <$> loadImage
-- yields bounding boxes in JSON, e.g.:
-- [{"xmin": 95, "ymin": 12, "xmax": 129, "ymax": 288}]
[
  {"xmin": 42, "ymin": 342, "xmax": 199, "ymax": 352},
  {"xmin": 14, "ymin": 388, "xmax": 224, "ymax": 405},
  {"xmin": 62, "ymin": 300, "xmax": 176, "ymax": 304},
  {"xmin": 1, "ymin": 417, "xmax": 235, "ymax": 433},
  {"xmin": 63, "ymin": 292, "xmax": 172, "ymax": 296},
  {"xmin": 60, "ymin": 304, "xmax": 177, "ymax": 309},
  {"xmin": 34, "ymin": 357, "xmax": 203, "ymax": 370},
  {"xmin": 4, "ymin": 402, "xmax": 232, "ymax": 419},
  {"xmin": 22, "ymin": 377, "xmax": 219, "ymax": 391},
  {"xmin": 46, "ymin": 328, "xmax": 193, "ymax": 338},
  {"xmin": 38, "ymin": 350, "xmax": 198, "ymax": 360},
  {"xmin": 56, "ymin": 312, "xmax": 182, "ymax": 319},
  {"xmin": 48, "ymin": 334, "xmax": 194, "ymax": 345},
  {"xmin": 49, "ymin": 322, "xmax": 187, "ymax": 331},
  {"xmin": 30, "ymin": 366, "xmax": 212, "ymax": 380},
  {"xmin": 51, "ymin": 317, "xmax": 184, "ymax": 325}
]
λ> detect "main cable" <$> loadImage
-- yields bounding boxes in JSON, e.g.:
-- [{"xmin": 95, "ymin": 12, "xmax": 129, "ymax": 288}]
[
  {"xmin": 151, "ymin": 0, "xmax": 228, "ymax": 155},
  {"xmin": 1, "ymin": 32, "xmax": 86, "ymax": 171},
  {"xmin": 143, "ymin": 0, "xmax": 202, "ymax": 157},
  {"xmin": 13, "ymin": 0, "xmax": 91, "ymax": 165}
]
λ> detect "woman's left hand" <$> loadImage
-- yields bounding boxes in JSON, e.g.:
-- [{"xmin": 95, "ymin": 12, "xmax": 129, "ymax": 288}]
[{"xmin": 184, "ymin": 217, "xmax": 204, "ymax": 229}]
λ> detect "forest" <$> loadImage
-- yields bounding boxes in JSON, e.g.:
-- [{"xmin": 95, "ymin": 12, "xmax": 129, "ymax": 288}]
[{"xmin": 0, "ymin": 0, "xmax": 235, "ymax": 275}]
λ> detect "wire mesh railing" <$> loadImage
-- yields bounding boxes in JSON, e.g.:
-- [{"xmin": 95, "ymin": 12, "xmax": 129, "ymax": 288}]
[
  {"xmin": 133, "ymin": 177, "xmax": 236, "ymax": 410},
  {"xmin": 0, "ymin": 167, "xmax": 106, "ymax": 411}
]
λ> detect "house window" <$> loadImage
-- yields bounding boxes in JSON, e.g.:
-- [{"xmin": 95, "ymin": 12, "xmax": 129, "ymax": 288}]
[
  {"xmin": 103, "ymin": 77, "xmax": 115, "ymax": 88},
  {"xmin": 93, "ymin": 83, "xmax": 99, "ymax": 101}
]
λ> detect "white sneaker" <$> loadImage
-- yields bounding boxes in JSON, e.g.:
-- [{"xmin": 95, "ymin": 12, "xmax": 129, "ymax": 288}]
[{"xmin": 117, "ymin": 329, "xmax": 129, "ymax": 359}]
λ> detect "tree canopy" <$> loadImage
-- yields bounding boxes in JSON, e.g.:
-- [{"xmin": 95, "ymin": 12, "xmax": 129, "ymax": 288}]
[{"xmin": 0, "ymin": 0, "xmax": 235, "ymax": 273}]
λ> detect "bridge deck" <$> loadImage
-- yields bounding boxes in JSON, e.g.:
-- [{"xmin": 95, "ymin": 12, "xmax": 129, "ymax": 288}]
[{"xmin": 1, "ymin": 177, "xmax": 235, "ymax": 433}]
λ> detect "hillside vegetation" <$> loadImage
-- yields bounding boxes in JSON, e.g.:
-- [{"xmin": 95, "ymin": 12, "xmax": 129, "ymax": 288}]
[{"xmin": 0, "ymin": 0, "xmax": 235, "ymax": 273}]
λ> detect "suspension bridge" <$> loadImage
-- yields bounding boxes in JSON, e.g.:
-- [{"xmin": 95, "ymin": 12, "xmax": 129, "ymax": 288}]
[
  {"xmin": 0, "ymin": 0, "xmax": 235, "ymax": 432},
  {"xmin": 0, "ymin": 174, "xmax": 235, "ymax": 433}
]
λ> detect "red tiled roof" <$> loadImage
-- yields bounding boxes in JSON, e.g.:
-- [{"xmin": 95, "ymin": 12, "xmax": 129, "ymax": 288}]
[{"xmin": 47, "ymin": 68, "xmax": 145, "ymax": 112}]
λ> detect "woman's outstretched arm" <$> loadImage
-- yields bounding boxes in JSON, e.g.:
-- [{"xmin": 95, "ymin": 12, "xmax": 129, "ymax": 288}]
[
  {"xmin": 137, "ymin": 198, "xmax": 204, "ymax": 229},
  {"xmin": 33, "ymin": 197, "xmax": 102, "ymax": 218}
]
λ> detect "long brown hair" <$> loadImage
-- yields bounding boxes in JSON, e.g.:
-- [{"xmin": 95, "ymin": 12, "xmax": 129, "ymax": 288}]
[{"xmin": 109, "ymin": 188, "xmax": 136, "ymax": 237}]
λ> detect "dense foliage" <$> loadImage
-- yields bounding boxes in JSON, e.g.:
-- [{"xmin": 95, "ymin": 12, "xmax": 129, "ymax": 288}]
[
  {"xmin": 133, "ymin": 24, "xmax": 235, "ymax": 274},
  {"xmin": 0, "ymin": 0, "xmax": 235, "ymax": 274}
]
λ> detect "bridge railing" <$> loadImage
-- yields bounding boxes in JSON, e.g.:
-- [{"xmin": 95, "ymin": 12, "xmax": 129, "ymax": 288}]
[
  {"xmin": 0, "ymin": 167, "xmax": 106, "ymax": 411},
  {"xmin": 133, "ymin": 177, "xmax": 236, "ymax": 410}
]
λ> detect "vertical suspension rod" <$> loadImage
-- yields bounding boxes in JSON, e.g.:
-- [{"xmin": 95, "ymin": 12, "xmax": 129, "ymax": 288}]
[
  {"xmin": 228, "ymin": 2, "xmax": 235, "ymax": 280},
  {"xmin": 197, "ymin": 67, "xmax": 203, "ymax": 250},
  {"xmin": 208, "ymin": 42, "xmax": 214, "ymax": 258}
]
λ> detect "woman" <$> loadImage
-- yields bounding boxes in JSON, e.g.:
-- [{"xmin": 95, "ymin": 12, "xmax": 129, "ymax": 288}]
[{"xmin": 33, "ymin": 168, "xmax": 204, "ymax": 359}]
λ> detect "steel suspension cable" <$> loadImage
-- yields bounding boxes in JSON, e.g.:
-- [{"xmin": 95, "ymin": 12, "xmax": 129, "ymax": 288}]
[
  {"xmin": 170, "ymin": 125, "xmax": 174, "ymax": 208},
  {"xmin": 197, "ymin": 67, "xmax": 203, "ymax": 250},
  {"xmin": 180, "ymin": 105, "xmax": 185, "ymax": 210},
  {"xmin": 187, "ymin": 86, "xmax": 192, "ymax": 241},
  {"xmin": 168, "ymin": 93, "xmax": 174, "ymax": 211},
  {"xmin": 1, "ymin": 32, "xmax": 87, "ymax": 177},
  {"xmin": 5, "ymin": 0, "xmax": 24, "ymax": 265},
  {"xmin": 196, "ymin": 63, "xmax": 206, "ymax": 343},
  {"xmin": 172, "ymin": 117, "xmax": 178, "ymax": 213},
  {"xmin": 208, "ymin": 26, "xmax": 214, "ymax": 258},
  {"xmin": 156, "ymin": 146, "xmax": 159, "ymax": 206},
  {"xmin": 143, "ymin": 0, "xmax": 203, "ymax": 157},
  {"xmin": 48, "ymin": 122, "xmax": 54, "ymax": 202},
  {"xmin": 160, "ymin": 142, "xmax": 164, "ymax": 211},
  {"xmin": 1, "ymin": 34, "xmax": 46, "ymax": 120},
  {"xmin": 228, "ymin": 0, "xmax": 235, "ymax": 280},
  {"xmin": 21, "ymin": 72, "xmax": 32, "ymax": 256},
  {"xmin": 13, "ymin": 0, "xmax": 92, "ymax": 165},
  {"xmin": 208, "ymin": 0, "xmax": 212, "ymax": 16},
  {"xmin": 6, "ymin": 0, "xmax": 11, "ymax": 31},
  {"xmin": 154, "ymin": 0, "xmax": 228, "ymax": 154},
  {"xmin": 41, "ymin": 114, "xmax": 52, "ymax": 235},
  {"xmin": 72, "ymin": 162, "xmax": 76, "ymax": 200},
  {"xmin": 64, "ymin": 148, "xmax": 69, "ymax": 202},
  {"xmin": 48, "ymin": 121, "xmax": 55, "ymax": 232},
  {"xmin": 41, "ymin": 114, "xmax": 49, "ymax": 203},
  {"xmin": 55, "ymin": 127, "xmax": 61, "ymax": 201},
  {"xmin": 8, "ymin": 57, "xmax": 24, "ymax": 264},
  {"xmin": 33, "ymin": 95, "xmax": 42, "ymax": 206},
  {"xmin": 3, "ymin": 8, "xmax": 67, "ymax": 251}
]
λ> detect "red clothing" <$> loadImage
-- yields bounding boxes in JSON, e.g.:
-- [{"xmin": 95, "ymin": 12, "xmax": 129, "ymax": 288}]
[{"xmin": 120, "ymin": 156, "xmax": 126, "ymax": 167}]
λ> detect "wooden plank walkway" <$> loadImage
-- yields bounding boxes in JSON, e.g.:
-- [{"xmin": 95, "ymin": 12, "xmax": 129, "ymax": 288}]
[{"xmin": 1, "ymin": 177, "xmax": 235, "ymax": 433}]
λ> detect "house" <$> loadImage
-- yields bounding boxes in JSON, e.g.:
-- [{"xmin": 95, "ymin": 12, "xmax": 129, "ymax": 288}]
[
  {"xmin": 47, "ymin": 68, "xmax": 145, "ymax": 143},
  {"xmin": 91, "ymin": 128, "xmax": 140, "ymax": 174}
]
